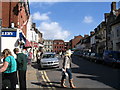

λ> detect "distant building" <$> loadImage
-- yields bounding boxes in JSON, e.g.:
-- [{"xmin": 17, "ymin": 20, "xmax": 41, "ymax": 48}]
[
  {"xmin": 70, "ymin": 35, "xmax": 83, "ymax": 50},
  {"xmin": 43, "ymin": 40, "xmax": 53, "ymax": 52},
  {"xmin": 53, "ymin": 40, "xmax": 65, "ymax": 53},
  {"xmin": 94, "ymin": 21, "xmax": 106, "ymax": 53},
  {"xmin": 64, "ymin": 42, "xmax": 70, "ymax": 51},
  {"xmin": 76, "ymin": 35, "xmax": 90, "ymax": 52}
]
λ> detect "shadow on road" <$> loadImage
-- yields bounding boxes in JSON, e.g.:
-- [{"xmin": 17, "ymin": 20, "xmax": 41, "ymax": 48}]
[
  {"xmin": 71, "ymin": 55, "xmax": 120, "ymax": 89},
  {"xmin": 31, "ymin": 81, "xmax": 66, "ymax": 88}
]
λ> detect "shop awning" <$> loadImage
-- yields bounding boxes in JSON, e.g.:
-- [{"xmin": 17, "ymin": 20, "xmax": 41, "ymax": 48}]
[
  {"xmin": 19, "ymin": 32, "xmax": 26, "ymax": 42},
  {"xmin": 34, "ymin": 42, "xmax": 39, "ymax": 48},
  {"xmin": 24, "ymin": 39, "xmax": 32, "ymax": 48},
  {"xmin": 39, "ymin": 44, "xmax": 44, "ymax": 47}
]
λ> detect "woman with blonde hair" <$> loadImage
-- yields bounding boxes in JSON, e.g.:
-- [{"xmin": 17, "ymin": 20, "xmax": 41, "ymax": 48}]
[
  {"xmin": 0, "ymin": 49, "xmax": 17, "ymax": 90},
  {"xmin": 61, "ymin": 49, "xmax": 76, "ymax": 88}
]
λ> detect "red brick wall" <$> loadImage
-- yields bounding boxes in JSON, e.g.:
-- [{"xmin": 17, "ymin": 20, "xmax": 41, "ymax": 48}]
[
  {"xmin": 53, "ymin": 40, "xmax": 65, "ymax": 53},
  {"xmin": 2, "ymin": 2, "xmax": 11, "ymax": 27},
  {"xmin": 2, "ymin": 2, "xmax": 29, "ymax": 36},
  {"xmin": 72, "ymin": 35, "xmax": 83, "ymax": 49},
  {"xmin": 0, "ymin": 1, "xmax": 2, "ymax": 19}
]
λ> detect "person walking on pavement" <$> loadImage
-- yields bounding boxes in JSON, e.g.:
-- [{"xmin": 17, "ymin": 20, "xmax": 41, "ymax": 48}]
[
  {"xmin": 13, "ymin": 48, "xmax": 27, "ymax": 90},
  {"xmin": 36, "ymin": 50, "xmax": 43, "ymax": 65},
  {"xmin": 0, "ymin": 49, "xmax": 17, "ymax": 90},
  {"xmin": 61, "ymin": 49, "xmax": 76, "ymax": 88}
]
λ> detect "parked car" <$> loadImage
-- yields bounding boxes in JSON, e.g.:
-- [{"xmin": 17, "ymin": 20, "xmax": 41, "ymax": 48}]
[
  {"xmin": 85, "ymin": 52, "xmax": 91, "ymax": 60},
  {"xmin": 89, "ymin": 52, "xmax": 97, "ymax": 61},
  {"xmin": 39, "ymin": 52, "xmax": 59, "ymax": 68},
  {"xmin": 94, "ymin": 53, "xmax": 103, "ymax": 63},
  {"xmin": 103, "ymin": 50, "xmax": 120, "ymax": 67}
]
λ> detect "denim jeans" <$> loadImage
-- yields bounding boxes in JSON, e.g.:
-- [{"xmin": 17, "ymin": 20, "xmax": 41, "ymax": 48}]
[{"xmin": 61, "ymin": 68, "xmax": 72, "ymax": 80}]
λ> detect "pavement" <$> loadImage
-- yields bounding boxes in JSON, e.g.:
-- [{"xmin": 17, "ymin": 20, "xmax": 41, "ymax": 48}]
[{"xmin": 26, "ymin": 62, "xmax": 41, "ymax": 89}]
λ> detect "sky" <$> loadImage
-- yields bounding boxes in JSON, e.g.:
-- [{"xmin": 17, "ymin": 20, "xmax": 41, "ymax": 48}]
[{"xmin": 29, "ymin": 1, "xmax": 119, "ymax": 41}]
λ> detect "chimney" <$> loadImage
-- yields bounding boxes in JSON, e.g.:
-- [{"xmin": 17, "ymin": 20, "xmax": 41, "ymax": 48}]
[
  {"xmin": 104, "ymin": 13, "xmax": 109, "ymax": 23},
  {"xmin": 32, "ymin": 23, "xmax": 36, "ymax": 28},
  {"xmin": 84, "ymin": 34, "xmax": 89, "ymax": 38},
  {"xmin": 111, "ymin": 2, "xmax": 116, "ymax": 11},
  {"xmin": 90, "ymin": 31, "xmax": 94, "ymax": 36}
]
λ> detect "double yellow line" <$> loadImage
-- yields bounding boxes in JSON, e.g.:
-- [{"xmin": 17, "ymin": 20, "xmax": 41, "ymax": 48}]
[{"xmin": 39, "ymin": 71, "xmax": 56, "ymax": 90}]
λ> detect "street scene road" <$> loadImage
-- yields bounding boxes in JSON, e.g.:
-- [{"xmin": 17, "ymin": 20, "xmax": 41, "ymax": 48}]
[
  {"xmin": 28, "ymin": 55, "xmax": 120, "ymax": 89},
  {"xmin": 1, "ymin": 1, "xmax": 120, "ymax": 90}
]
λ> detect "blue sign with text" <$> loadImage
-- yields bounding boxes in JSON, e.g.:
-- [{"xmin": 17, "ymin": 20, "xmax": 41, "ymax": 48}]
[{"xmin": 1, "ymin": 31, "xmax": 17, "ymax": 37}]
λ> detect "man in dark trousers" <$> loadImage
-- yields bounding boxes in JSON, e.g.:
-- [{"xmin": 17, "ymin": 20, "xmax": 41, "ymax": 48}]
[{"xmin": 13, "ymin": 48, "xmax": 27, "ymax": 90}]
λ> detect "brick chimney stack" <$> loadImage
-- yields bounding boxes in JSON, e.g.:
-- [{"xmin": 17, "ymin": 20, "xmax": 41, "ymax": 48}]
[
  {"xmin": 90, "ymin": 31, "xmax": 94, "ymax": 36},
  {"xmin": 111, "ymin": 2, "xmax": 116, "ymax": 11},
  {"xmin": 84, "ymin": 34, "xmax": 89, "ymax": 38}
]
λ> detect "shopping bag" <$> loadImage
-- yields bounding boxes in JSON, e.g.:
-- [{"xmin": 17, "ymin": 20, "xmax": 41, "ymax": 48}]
[{"xmin": 61, "ymin": 68, "xmax": 68, "ymax": 77}]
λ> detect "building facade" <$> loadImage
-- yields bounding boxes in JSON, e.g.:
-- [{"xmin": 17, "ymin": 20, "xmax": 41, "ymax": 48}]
[
  {"xmin": 53, "ymin": 40, "xmax": 65, "ymax": 54},
  {"xmin": 64, "ymin": 42, "xmax": 70, "ymax": 51},
  {"xmin": 70, "ymin": 35, "xmax": 83, "ymax": 50},
  {"xmin": 1, "ymin": 0, "xmax": 30, "ymax": 55},
  {"xmin": 105, "ymin": 2, "xmax": 119, "ymax": 50},
  {"xmin": 111, "ymin": 13, "xmax": 120, "ymax": 51},
  {"xmin": 95, "ymin": 21, "xmax": 106, "ymax": 54},
  {"xmin": 43, "ymin": 40, "xmax": 53, "ymax": 52}
]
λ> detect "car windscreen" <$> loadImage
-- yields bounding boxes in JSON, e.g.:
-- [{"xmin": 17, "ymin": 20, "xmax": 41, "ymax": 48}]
[{"xmin": 42, "ymin": 54, "xmax": 55, "ymax": 58}]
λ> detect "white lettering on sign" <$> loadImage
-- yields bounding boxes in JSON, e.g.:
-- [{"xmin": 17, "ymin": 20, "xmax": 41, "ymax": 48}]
[{"xmin": 2, "ymin": 32, "xmax": 13, "ymax": 35}]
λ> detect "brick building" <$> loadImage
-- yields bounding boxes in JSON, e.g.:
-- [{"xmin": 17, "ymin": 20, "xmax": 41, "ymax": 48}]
[
  {"xmin": 1, "ymin": 0, "xmax": 30, "ymax": 54},
  {"xmin": 53, "ymin": 40, "xmax": 65, "ymax": 54},
  {"xmin": 64, "ymin": 42, "xmax": 70, "ymax": 51},
  {"xmin": 70, "ymin": 35, "xmax": 83, "ymax": 50},
  {"xmin": 2, "ymin": 0, "xmax": 30, "ymax": 36}
]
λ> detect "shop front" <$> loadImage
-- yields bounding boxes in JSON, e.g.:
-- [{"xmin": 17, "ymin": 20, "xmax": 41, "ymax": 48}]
[{"xmin": 1, "ymin": 28, "xmax": 28, "ymax": 56}]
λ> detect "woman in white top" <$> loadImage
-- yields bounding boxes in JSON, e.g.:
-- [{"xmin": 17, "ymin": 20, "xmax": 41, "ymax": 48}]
[{"xmin": 61, "ymin": 50, "xmax": 76, "ymax": 88}]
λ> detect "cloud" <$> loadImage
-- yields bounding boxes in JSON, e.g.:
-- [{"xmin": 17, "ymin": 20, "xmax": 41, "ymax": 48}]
[
  {"xmin": 39, "ymin": 22, "xmax": 71, "ymax": 40},
  {"xmin": 32, "ymin": 12, "xmax": 51, "ymax": 21},
  {"xmin": 83, "ymin": 16, "xmax": 93, "ymax": 23}
]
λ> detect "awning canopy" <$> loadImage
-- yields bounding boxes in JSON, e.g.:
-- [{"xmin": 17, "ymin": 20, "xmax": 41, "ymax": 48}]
[
  {"xmin": 24, "ymin": 39, "xmax": 32, "ymax": 48},
  {"xmin": 39, "ymin": 44, "xmax": 44, "ymax": 47},
  {"xmin": 34, "ymin": 42, "xmax": 39, "ymax": 48},
  {"xmin": 19, "ymin": 32, "xmax": 26, "ymax": 42}
]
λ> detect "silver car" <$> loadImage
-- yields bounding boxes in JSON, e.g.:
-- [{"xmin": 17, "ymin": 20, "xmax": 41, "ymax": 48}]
[{"xmin": 40, "ymin": 52, "xmax": 59, "ymax": 68}]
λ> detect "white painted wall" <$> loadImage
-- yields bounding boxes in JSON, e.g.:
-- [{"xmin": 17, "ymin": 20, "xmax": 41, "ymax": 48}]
[
  {"xmin": 1, "ymin": 29, "xmax": 21, "ymax": 57},
  {"xmin": 26, "ymin": 16, "xmax": 33, "ymax": 42}
]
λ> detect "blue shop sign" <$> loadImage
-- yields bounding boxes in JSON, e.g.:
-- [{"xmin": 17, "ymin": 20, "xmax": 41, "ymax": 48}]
[{"xmin": 1, "ymin": 31, "xmax": 17, "ymax": 37}]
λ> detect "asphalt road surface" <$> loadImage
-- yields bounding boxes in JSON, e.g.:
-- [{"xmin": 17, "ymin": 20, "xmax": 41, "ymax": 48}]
[{"xmin": 33, "ymin": 55, "xmax": 120, "ymax": 89}]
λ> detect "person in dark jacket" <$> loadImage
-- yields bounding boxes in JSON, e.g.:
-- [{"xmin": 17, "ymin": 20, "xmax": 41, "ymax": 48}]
[{"xmin": 13, "ymin": 48, "xmax": 27, "ymax": 90}]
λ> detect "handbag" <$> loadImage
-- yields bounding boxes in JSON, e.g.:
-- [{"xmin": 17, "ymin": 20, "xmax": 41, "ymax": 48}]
[{"xmin": 61, "ymin": 68, "xmax": 68, "ymax": 77}]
